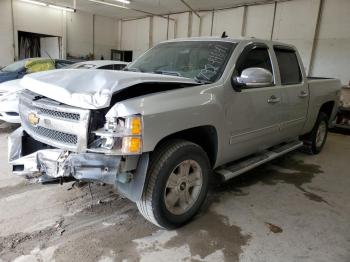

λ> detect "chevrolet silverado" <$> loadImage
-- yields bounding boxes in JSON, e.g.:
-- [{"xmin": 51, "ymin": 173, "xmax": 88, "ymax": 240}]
[{"xmin": 8, "ymin": 37, "xmax": 341, "ymax": 228}]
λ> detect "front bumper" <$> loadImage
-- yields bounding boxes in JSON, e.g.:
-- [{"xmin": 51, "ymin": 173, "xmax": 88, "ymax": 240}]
[
  {"xmin": 8, "ymin": 128, "xmax": 150, "ymax": 202},
  {"xmin": 9, "ymin": 128, "xmax": 121, "ymax": 184}
]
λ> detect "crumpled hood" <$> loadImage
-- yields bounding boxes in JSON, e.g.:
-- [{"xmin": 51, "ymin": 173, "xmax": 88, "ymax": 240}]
[{"xmin": 19, "ymin": 69, "xmax": 197, "ymax": 109}]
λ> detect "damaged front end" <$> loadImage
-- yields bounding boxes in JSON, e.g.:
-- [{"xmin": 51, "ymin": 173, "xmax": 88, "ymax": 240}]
[
  {"xmin": 9, "ymin": 128, "xmax": 149, "ymax": 201},
  {"xmin": 8, "ymin": 89, "xmax": 150, "ymax": 202}
]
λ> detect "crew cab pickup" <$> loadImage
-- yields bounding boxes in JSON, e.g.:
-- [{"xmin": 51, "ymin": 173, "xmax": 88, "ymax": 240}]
[{"xmin": 8, "ymin": 37, "xmax": 341, "ymax": 229}]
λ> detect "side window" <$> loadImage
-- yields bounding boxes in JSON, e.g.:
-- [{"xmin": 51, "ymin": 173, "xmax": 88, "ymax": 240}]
[
  {"xmin": 274, "ymin": 48, "xmax": 302, "ymax": 85},
  {"xmin": 113, "ymin": 64, "xmax": 126, "ymax": 70},
  {"xmin": 235, "ymin": 47, "xmax": 273, "ymax": 77},
  {"xmin": 99, "ymin": 64, "xmax": 114, "ymax": 70}
]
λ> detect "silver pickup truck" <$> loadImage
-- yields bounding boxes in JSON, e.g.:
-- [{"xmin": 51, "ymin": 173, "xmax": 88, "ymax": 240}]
[{"xmin": 8, "ymin": 37, "xmax": 341, "ymax": 229}]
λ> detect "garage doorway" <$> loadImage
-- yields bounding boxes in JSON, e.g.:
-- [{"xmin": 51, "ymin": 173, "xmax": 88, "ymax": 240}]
[
  {"xmin": 111, "ymin": 50, "xmax": 133, "ymax": 62},
  {"xmin": 18, "ymin": 31, "xmax": 62, "ymax": 60}
]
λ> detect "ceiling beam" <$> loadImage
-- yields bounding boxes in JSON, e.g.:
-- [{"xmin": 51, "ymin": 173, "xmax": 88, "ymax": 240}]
[{"xmin": 180, "ymin": 0, "xmax": 200, "ymax": 18}]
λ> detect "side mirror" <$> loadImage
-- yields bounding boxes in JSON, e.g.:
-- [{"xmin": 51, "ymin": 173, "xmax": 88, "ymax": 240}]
[{"xmin": 232, "ymin": 67, "xmax": 273, "ymax": 91}]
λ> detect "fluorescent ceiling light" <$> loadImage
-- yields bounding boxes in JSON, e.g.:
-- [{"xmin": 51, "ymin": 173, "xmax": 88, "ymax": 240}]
[
  {"xmin": 48, "ymin": 4, "xmax": 75, "ymax": 12},
  {"xmin": 89, "ymin": 0, "xmax": 129, "ymax": 9},
  {"xmin": 20, "ymin": 0, "xmax": 46, "ymax": 6},
  {"xmin": 112, "ymin": 0, "xmax": 130, "ymax": 4},
  {"xmin": 20, "ymin": 0, "xmax": 75, "ymax": 12}
]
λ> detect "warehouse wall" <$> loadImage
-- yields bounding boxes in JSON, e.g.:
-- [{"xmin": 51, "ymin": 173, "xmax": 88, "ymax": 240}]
[
  {"xmin": 152, "ymin": 16, "xmax": 168, "ymax": 45},
  {"xmin": 244, "ymin": 4, "xmax": 275, "ymax": 39},
  {"xmin": 311, "ymin": 0, "xmax": 350, "ymax": 84},
  {"xmin": 0, "ymin": 0, "xmax": 119, "ymax": 64},
  {"xmin": 94, "ymin": 16, "xmax": 119, "ymax": 60},
  {"xmin": 12, "ymin": 0, "xmax": 67, "ymax": 59},
  {"xmin": 120, "ymin": 17, "xmax": 151, "ymax": 59},
  {"xmin": 0, "ymin": 0, "xmax": 14, "ymax": 67},
  {"xmin": 66, "ymin": 11, "xmax": 93, "ymax": 58},
  {"xmin": 67, "ymin": 12, "xmax": 119, "ymax": 59},
  {"xmin": 212, "ymin": 7, "xmax": 245, "ymax": 37}
]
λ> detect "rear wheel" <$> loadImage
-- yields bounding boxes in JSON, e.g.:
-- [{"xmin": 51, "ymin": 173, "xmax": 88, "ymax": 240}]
[
  {"xmin": 136, "ymin": 140, "xmax": 210, "ymax": 229},
  {"xmin": 302, "ymin": 112, "xmax": 329, "ymax": 154}
]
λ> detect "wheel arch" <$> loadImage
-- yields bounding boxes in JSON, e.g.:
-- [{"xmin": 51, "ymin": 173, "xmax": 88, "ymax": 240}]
[
  {"xmin": 319, "ymin": 100, "xmax": 335, "ymax": 120},
  {"xmin": 152, "ymin": 125, "xmax": 218, "ymax": 168}
]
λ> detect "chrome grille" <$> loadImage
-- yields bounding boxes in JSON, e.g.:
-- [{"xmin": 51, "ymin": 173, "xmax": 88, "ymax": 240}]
[
  {"xmin": 38, "ymin": 107, "xmax": 80, "ymax": 121},
  {"xmin": 26, "ymin": 125, "xmax": 78, "ymax": 145},
  {"xmin": 19, "ymin": 90, "xmax": 90, "ymax": 152}
]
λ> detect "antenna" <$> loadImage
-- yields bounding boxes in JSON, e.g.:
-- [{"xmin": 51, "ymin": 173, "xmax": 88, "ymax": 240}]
[
  {"xmin": 221, "ymin": 31, "xmax": 228, "ymax": 38},
  {"xmin": 44, "ymin": 51, "xmax": 55, "ymax": 67}
]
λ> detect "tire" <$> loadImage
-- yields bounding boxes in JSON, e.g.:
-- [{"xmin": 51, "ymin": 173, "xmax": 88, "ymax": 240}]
[
  {"xmin": 136, "ymin": 139, "xmax": 211, "ymax": 229},
  {"xmin": 301, "ymin": 112, "xmax": 329, "ymax": 154}
]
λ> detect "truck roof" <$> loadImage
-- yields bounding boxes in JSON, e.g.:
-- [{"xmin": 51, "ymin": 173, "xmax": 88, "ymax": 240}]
[{"xmin": 161, "ymin": 36, "xmax": 296, "ymax": 50}]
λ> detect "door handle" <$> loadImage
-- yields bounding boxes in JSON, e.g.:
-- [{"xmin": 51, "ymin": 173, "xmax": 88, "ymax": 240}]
[
  {"xmin": 298, "ymin": 91, "xmax": 309, "ymax": 98},
  {"xmin": 267, "ymin": 95, "xmax": 281, "ymax": 104}
]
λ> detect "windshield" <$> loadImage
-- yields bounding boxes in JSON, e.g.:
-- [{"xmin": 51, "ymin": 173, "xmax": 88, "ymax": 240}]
[
  {"xmin": 1, "ymin": 60, "xmax": 26, "ymax": 73},
  {"xmin": 128, "ymin": 41, "xmax": 236, "ymax": 83}
]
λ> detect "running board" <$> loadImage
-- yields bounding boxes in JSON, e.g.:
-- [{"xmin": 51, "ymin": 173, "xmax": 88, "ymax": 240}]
[{"xmin": 215, "ymin": 141, "xmax": 303, "ymax": 181}]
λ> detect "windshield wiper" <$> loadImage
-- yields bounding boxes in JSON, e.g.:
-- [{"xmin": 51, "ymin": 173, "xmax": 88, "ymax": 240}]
[
  {"xmin": 194, "ymin": 77, "xmax": 212, "ymax": 84},
  {"xmin": 153, "ymin": 70, "xmax": 182, "ymax": 77}
]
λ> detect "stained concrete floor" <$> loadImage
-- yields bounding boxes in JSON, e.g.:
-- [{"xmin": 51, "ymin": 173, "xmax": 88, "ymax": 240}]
[{"xmin": 0, "ymin": 122, "xmax": 349, "ymax": 262}]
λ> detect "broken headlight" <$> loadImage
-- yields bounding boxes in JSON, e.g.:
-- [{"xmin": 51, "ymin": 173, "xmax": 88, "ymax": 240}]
[{"xmin": 88, "ymin": 115, "xmax": 142, "ymax": 155}]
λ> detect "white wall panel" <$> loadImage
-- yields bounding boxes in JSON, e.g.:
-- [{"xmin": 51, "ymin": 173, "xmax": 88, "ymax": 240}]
[
  {"xmin": 66, "ymin": 11, "xmax": 93, "ymax": 58},
  {"xmin": 13, "ymin": 0, "xmax": 64, "ymax": 37},
  {"xmin": 245, "ymin": 4, "xmax": 275, "ymax": 39},
  {"xmin": 212, "ymin": 8, "xmax": 244, "ymax": 38},
  {"xmin": 311, "ymin": 0, "xmax": 350, "ymax": 84},
  {"xmin": 191, "ymin": 13, "xmax": 200, "ymax": 37},
  {"xmin": 153, "ymin": 16, "xmax": 168, "ymax": 45},
  {"xmin": 272, "ymin": 0, "xmax": 320, "ymax": 72},
  {"xmin": 13, "ymin": 0, "xmax": 67, "ymax": 59},
  {"xmin": 167, "ymin": 19, "xmax": 176, "ymax": 39},
  {"xmin": 170, "ymin": 12, "xmax": 190, "ymax": 38},
  {"xmin": 199, "ymin": 11, "xmax": 213, "ymax": 36},
  {"xmin": 0, "ymin": 0, "xmax": 14, "ymax": 67},
  {"xmin": 121, "ymin": 17, "xmax": 151, "ymax": 59},
  {"xmin": 94, "ymin": 16, "xmax": 118, "ymax": 60}
]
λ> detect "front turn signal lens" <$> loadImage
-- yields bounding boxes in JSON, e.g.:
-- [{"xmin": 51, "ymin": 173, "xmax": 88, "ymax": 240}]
[
  {"xmin": 130, "ymin": 116, "xmax": 142, "ymax": 135},
  {"xmin": 122, "ymin": 137, "xmax": 142, "ymax": 154}
]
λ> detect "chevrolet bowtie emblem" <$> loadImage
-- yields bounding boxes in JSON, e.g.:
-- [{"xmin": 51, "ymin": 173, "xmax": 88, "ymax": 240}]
[{"xmin": 28, "ymin": 112, "xmax": 40, "ymax": 126}]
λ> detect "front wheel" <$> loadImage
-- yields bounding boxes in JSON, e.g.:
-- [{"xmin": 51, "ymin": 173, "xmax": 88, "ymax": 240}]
[{"xmin": 136, "ymin": 140, "xmax": 210, "ymax": 229}]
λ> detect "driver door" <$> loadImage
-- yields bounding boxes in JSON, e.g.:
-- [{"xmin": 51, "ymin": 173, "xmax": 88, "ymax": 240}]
[{"xmin": 222, "ymin": 43, "xmax": 284, "ymax": 163}]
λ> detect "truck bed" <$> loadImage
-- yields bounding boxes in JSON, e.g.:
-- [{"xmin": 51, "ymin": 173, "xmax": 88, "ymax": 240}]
[{"xmin": 301, "ymin": 77, "xmax": 341, "ymax": 133}]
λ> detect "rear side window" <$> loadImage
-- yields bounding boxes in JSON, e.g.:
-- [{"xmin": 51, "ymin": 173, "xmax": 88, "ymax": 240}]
[
  {"xmin": 274, "ymin": 48, "xmax": 302, "ymax": 85},
  {"xmin": 99, "ymin": 64, "xmax": 114, "ymax": 70},
  {"xmin": 113, "ymin": 64, "xmax": 126, "ymax": 70}
]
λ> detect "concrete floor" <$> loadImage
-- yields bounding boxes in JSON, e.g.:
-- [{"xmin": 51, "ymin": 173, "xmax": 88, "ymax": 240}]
[{"xmin": 0, "ymin": 122, "xmax": 350, "ymax": 262}]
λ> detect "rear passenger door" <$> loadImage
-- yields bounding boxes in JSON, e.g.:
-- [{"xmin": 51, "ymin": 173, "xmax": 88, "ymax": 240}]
[{"xmin": 274, "ymin": 46, "xmax": 309, "ymax": 140}]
